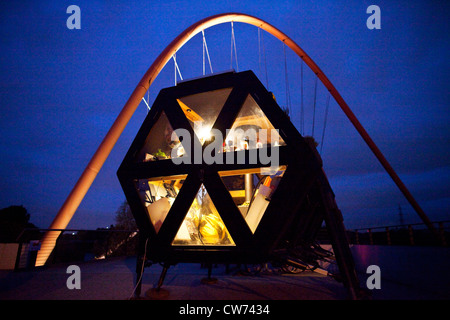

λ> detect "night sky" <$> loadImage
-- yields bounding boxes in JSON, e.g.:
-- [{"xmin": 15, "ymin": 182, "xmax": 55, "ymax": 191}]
[{"xmin": 1, "ymin": 0, "xmax": 448, "ymax": 230}]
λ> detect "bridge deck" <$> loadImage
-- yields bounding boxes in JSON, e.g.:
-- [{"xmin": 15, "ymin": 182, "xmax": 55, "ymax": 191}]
[{"xmin": 1, "ymin": 245, "xmax": 449, "ymax": 300}]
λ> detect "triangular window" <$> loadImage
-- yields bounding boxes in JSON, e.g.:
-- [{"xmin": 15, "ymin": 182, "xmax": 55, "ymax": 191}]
[
  {"xmin": 177, "ymin": 88, "xmax": 232, "ymax": 145},
  {"xmin": 224, "ymin": 94, "xmax": 286, "ymax": 151},
  {"xmin": 218, "ymin": 166, "xmax": 287, "ymax": 233},
  {"xmin": 172, "ymin": 184, "xmax": 235, "ymax": 246},
  {"xmin": 136, "ymin": 111, "xmax": 183, "ymax": 162},
  {"xmin": 134, "ymin": 175, "xmax": 186, "ymax": 233}
]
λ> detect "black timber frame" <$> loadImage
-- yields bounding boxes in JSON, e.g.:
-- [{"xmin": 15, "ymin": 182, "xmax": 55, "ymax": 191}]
[{"xmin": 117, "ymin": 70, "xmax": 361, "ymax": 299}]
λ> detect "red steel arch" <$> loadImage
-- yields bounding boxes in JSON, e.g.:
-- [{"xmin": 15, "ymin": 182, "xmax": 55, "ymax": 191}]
[{"xmin": 36, "ymin": 13, "xmax": 433, "ymax": 266}]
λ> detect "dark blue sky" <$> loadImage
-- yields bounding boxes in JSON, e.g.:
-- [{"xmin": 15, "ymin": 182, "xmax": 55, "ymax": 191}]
[{"xmin": 1, "ymin": 0, "xmax": 448, "ymax": 230}]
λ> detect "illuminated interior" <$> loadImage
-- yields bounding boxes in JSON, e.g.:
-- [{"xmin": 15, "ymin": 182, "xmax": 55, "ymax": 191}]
[
  {"xmin": 136, "ymin": 111, "xmax": 181, "ymax": 162},
  {"xmin": 135, "ymin": 89, "xmax": 286, "ymax": 164},
  {"xmin": 132, "ymin": 81, "xmax": 288, "ymax": 242},
  {"xmin": 134, "ymin": 175, "xmax": 187, "ymax": 233},
  {"xmin": 172, "ymin": 184, "xmax": 235, "ymax": 246},
  {"xmin": 224, "ymin": 94, "xmax": 286, "ymax": 151},
  {"xmin": 219, "ymin": 166, "xmax": 286, "ymax": 233},
  {"xmin": 177, "ymin": 87, "xmax": 232, "ymax": 145}
]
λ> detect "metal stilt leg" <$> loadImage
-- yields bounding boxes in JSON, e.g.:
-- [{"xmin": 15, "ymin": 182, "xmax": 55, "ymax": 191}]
[{"xmin": 318, "ymin": 171, "xmax": 364, "ymax": 299}]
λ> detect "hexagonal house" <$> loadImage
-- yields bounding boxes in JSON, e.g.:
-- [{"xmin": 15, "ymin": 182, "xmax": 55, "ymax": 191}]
[{"xmin": 117, "ymin": 70, "xmax": 360, "ymax": 297}]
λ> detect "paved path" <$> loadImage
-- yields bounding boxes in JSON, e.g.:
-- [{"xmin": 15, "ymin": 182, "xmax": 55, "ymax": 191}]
[
  {"xmin": 0, "ymin": 257, "xmax": 348, "ymax": 300},
  {"xmin": 2, "ymin": 246, "xmax": 450, "ymax": 300}
]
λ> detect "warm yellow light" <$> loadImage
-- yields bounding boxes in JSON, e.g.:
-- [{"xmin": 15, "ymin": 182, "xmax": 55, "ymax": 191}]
[{"xmin": 197, "ymin": 127, "xmax": 212, "ymax": 143}]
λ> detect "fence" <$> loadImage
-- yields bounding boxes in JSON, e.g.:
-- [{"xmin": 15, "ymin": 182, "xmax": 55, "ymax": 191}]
[
  {"xmin": 10, "ymin": 220, "xmax": 450, "ymax": 270},
  {"xmin": 346, "ymin": 220, "xmax": 449, "ymax": 247},
  {"xmin": 14, "ymin": 228, "xmax": 138, "ymax": 269}
]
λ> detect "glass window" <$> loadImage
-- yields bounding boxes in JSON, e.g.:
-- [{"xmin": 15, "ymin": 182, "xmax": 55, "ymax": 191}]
[
  {"xmin": 136, "ymin": 111, "xmax": 185, "ymax": 162},
  {"xmin": 224, "ymin": 94, "xmax": 286, "ymax": 151},
  {"xmin": 177, "ymin": 88, "xmax": 232, "ymax": 145},
  {"xmin": 172, "ymin": 184, "xmax": 235, "ymax": 246},
  {"xmin": 218, "ymin": 166, "xmax": 287, "ymax": 233},
  {"xmin": 134, "ymin": 175, "xmax": 187, "ymax": 233}
]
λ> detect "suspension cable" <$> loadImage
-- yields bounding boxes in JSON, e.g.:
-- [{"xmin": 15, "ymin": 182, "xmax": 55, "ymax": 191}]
[
  {"xmin": 147, "ymin": 89, "xmax": 150, "ymax": 113},
  {"xmin": 320, "ymin": 93, "xmax": 331, "ymax": 154},
  {"xmin": 261, "ymin": 28, "xmax": 269, "ymax": 90},
  {"xmin": 283, "ymin": 42, "xmax": 291, "ymax": 116},
  {"xmin": 258, "ymin": 27, "xmax": 268, "ymax": 89},
  {"xmin": 258, "ymin": 27, "xmax": 262, "ymax": 81},
  {"xmin": 141, "ymin": 89, "xmax": 150, "ymax": 113},
  {"xmin": 173, "ymin": 53, "xmax": 183, "ymax": 85},
  {"xmin": 142, "ymin": 97, "xmax": 151, "ymax": 111},
  {"xmin": 230, "ymin": 22, "xmax": 233, "ymax": 69},
  {"xmin": 202, "ymin": 31, "xmax": 205, "ymax": 76},
  {"xmin": 312, "ymin": 74, "xmax": 318, "ymax": 137},
  {"xmin": 230, "ymin": 21, "xmax": 239, "ymax": 71},
  {"xmin": 202, "ymin": 30, "xmax": 213, "ymax": 75},
  {"xmin": 300, "ymin": 59, "xmax": 304, "ymax": 135}
]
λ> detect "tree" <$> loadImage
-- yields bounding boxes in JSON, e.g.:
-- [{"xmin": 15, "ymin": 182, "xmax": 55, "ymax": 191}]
[
  {"xmin": 92, "ymin": 201, "xmax": 138, "ymax": 258},
  {"xmin": 0, "ymin": 205, "xmax": 37, "ymax": 242},
  {"xmin": 114, "ymin": 201, "xmax": 137, "ymax": 230}
]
